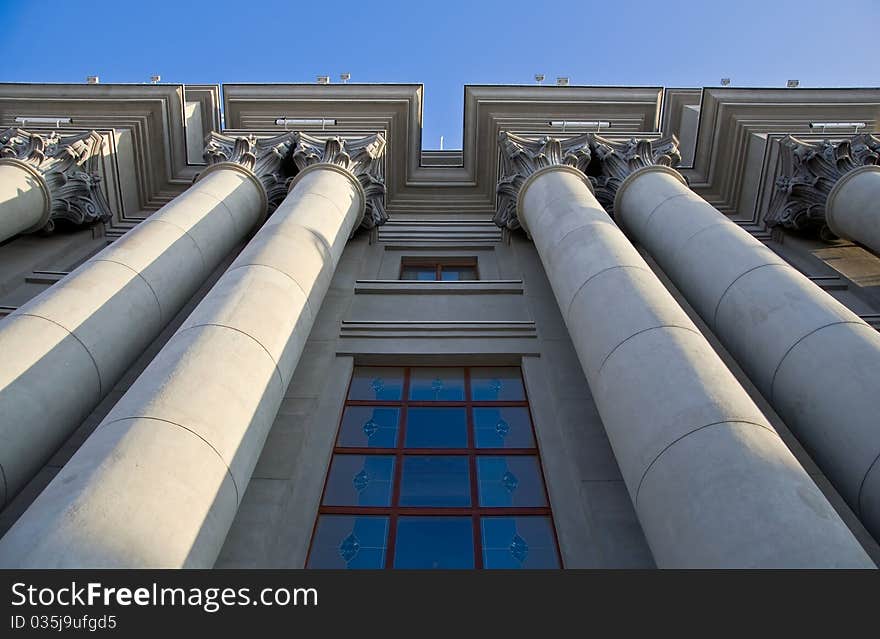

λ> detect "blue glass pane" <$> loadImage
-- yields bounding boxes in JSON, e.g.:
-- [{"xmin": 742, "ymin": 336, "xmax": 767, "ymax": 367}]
[
  {"xmin": 322, "ymin": 455, "xmax": 394, "ymax": 506},
  {"xmin": 480, "ymin": 517, "xmax": 559, "ymax": 569},
  {"xmin": 401, "ymin": 267, "xmax": 437, "ymax": 281},
  {"xmin": 409, "ymin": 367, "xmax": 465, "ymax": 401},
  {"xmin": 308, "ymin": 515, "xmax": 389, "ymax": 569},
  {"xmin": 394, "ymin": 517, "xmax": 474, "ymax": 569},
  {"xmin": 470, "ymin": 367, "xmax": 525, "ymax": 401},
  {"xmin": 477, "ymin": 456, "xmax": 547, "ymax": 507},
  {"xmin": 348, "ymin": 367, "xmax": 404, "ymax": 401},
  {"xmin": 405, "ymin": 407, "xmax": 467, "ymax": 448},
  {"xmin": 440, "ymin": 267, "xmax": 477, "ymax": 281},
  {"xmin": 399, "ymin": 456, "xmax": 471, "ymax": 507},
  {"xmin": 337, "ymin": 407, "xmax": 400, "ymax": 448},
  {"xmin": 473, "ymin": 407, "xmax": 535, "ymax": 449}
]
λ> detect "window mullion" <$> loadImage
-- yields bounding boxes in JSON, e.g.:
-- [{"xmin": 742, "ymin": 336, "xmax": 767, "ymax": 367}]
[
  {"xmin": 385, "ymin": 367, "xmax": 410, "ymax": 569},
  {"xmin": 464, "ymin": 368, "xmax": 483, "ymax": 568}
]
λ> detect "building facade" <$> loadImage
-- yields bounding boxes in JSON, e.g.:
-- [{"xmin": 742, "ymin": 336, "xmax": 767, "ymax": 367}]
[{"xmin": 0, "ymin": 83, "xmax": 879, "ymax": 568}]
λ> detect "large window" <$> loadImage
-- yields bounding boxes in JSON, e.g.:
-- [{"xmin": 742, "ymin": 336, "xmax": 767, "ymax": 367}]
[
  {"xmin": 400, "ymin": 258, "xmax": 478, "ymax": 281},
  {"xmin": 307, "ymin": 366, "xmax": 560, "ymax": 569}
]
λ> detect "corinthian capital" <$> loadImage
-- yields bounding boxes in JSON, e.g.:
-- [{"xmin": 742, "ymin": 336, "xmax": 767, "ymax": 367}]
[
  {"xmin": 204, "ymin": 132, "xmax": 297, "ymax": 212},
  {"xmin": 851, "ymin": 133, "xmax": 880, "ymax": 164},
  {"xmin": 495, "ymin": 131, "xmax": 592, "ymax": 230},
  {"xmin": 767, "ymin": 135, "xmax": 880, "ymax": 238},
  {"xmin": 0, "ymin": 128, "xmax": 111, "ymax": 233},
  {"xmin": 589, "ymin": 134, "xmax": 681, "ymax": 215},
  {"xmin": 289, "ymin": 132, "xmax": 388, "ymax": 229}
]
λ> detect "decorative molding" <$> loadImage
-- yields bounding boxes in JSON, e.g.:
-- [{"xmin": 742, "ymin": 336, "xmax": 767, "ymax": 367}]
[
  {"xmin": 495, "ymin": 131, "xmax": 592, "ymax": 230},
  {"xmin": 0, "ymin": 83, "xmax": 211, "ymax": 231},
  {"xmin": 203, "ymin": 132, "xmax": 296, "ymax": 212},
  {"xmin": 339, "ymin": 320, "xmax": 537, "ymax": 340},
  {"xmin": 203, "ymin": 131, "xmax": 388, "ymax": 227},
  {"xmin": 767, "ymin": 134, "xmax": 880, "ymax": 238},
  {"xmin": 353, "ymin": 280, "xmax": 524, "ymax": 295},
  {"xmin": 382, "ymin": 244, "xmax": 498, "ymax": 251},
  {"xmin": 221, "ymin": 84, "xmax": 663, "ymax": 217},
  {"xmin": 690, "ymin": 88, "xmax": 880, "ymax": 224},
  {"xmin": 852, "ymin": 133, "xmax": 880, "ymax": 163},
  {"xmin": 337, "ymin": 320, "xmax": 540, "ymax": 359},
  {"xmin": 289, "ymin": 132, "xmax": 388, "ymax": 229},
  {"xmin": 0, "ymin": 127, "xmax": 111, "ymax": 233},
  {"xmin": 589, "ymin": 134, "xmax": 682, "ymax": 215},
  {"xmin": 378, "ymin": 219, "xmax": 502, "ymax": 244},
  {"xmin": 4, "ymin": 84, "xmax": 878, "ymax": 225}
]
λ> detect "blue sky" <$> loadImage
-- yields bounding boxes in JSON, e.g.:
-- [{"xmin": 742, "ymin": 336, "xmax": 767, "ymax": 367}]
[{"xmin": 1, "ymin": 0, "xmax": 877, "ymax": 148}]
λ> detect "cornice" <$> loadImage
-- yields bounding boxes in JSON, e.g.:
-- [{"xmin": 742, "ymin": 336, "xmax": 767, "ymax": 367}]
[
  {"xmin": 679, "ymin": 88, "xmax": 880, "ymax": 221},
  {"xmin": 1, "ymin": 83, "xmax": 878, "ymax": 236},
  {"xmin": 221, "ymin": 83, "xmax": 664, "ymax": 216},
  {"xmin": 184, "ymin": 85, "xmax": 222, "ymax": 143},
  {"xmin": 0, "ymin": 83, "xmax": 214, "ymax": 234}
]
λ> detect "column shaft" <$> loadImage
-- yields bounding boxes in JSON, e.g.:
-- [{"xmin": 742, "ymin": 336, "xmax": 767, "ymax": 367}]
[
  {"xmin": 0, "ymin": 164, "xmax": 364, "ymax": 567},
  {"xmin": 616, "ymin": 165, "xmax": 880, "ymax": 538},
  {"xmin": 0, "ymin": 163, "xmax": 264, "ymax": 507},
  {"xmin": 827, "ymin": 165, "xmax": 880, "ymax": 255},
  {"xmin": 0, "ymin": 160, "xmax": 50, "ymax": 241},
  {"xmin": 522, "ymin": 166, "xmax": 871, "ymax": 567}
]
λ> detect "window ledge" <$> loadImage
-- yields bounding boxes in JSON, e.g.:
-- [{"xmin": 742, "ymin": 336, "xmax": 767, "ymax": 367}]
[{"xmin": 354, "ymin": 280, "xmax": 524, "ymax": 295}]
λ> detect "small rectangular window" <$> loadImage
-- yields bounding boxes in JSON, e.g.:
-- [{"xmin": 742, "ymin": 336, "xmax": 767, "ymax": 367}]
[
  {"xmin": 307, "ymin": 366, "xmax": 561, "ymax": 569},
  {"xmin": 400, "ymin": 258, "xmax": 478, "ymax": 281}
]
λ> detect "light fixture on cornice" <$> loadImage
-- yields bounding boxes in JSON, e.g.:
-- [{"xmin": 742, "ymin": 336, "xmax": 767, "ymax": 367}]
[
  {"xmin": 786, "ymin": 79, "xmax": 800, "ymax": 88},
  {"xmin": 86, "ymin": 76, "xmax": 99, "ymax": 84},
  {"xmin": 316, "ymin": 75, "xmax": 330, "ymax": 85},
  {"xmin": 809, "ymin": 122, "xmax": 866, "ymax": 133},
  {"xmin": 534, "ymin": 74, "xmax": 545, "ymax": 84},
  {"xmin": 14, "ymin": 116, "xmax": 72, "ymax": 127},
  {"xmin": 275, "ymin": 118, "xmax": 337, "ymax": 130},
  {"xmin": 549, "ymin": 120, "xmax": 610, "ymax": 133},
  {"xmin": 340, "ymin": 73, "xmax": 351, "ymax": 83},
  {"xmin": 150, "ymin": 75, "xmax": 161, "ymax": 84},
  {"xmin": 720, "ymin": 78, "xmax": 731, "ymax": 86},
  {"xmin": 556, "ymin": 77, "xmax": 570, "ymax": 86}
]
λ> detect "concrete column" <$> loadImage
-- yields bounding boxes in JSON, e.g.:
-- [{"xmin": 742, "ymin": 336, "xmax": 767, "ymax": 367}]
[
  {"xmin": 496, "ymin": 133, "xmax": 872, "ymax": 567},
  {"xmin": 613, "ymin": 159, "xmax": 880, "ymax": 540},
  {"xmin": 0, "ymin": 157, "xmax": 268, "ymax": 508},
  {"xmin": 0, "ymin": 159, "xmax": 50, "ymax": 241},
  {"xmin": 827, "ymin": 165, "xmax": 880, "ymax": 255},
  {"xmin": 0, "ymin": 133, "xmax": 386, "ymax": 567}
]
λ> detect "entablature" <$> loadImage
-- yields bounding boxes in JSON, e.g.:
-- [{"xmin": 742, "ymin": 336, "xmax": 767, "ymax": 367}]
[{"xmin": 1, "ymin": 82, "xmax": 877, "ymax": 235}]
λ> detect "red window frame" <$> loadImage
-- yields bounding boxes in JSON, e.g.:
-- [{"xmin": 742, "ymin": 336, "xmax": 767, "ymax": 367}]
[
  {"xmin": 306, "ymin": 365, "xmax": 562, "ymax": 569},
  {"xmin": 399, "ymin": 257, "xmax": 479, "ymax": 281}
]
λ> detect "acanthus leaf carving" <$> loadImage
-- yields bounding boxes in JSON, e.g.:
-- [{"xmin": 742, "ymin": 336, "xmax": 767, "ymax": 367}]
[
  {"xmin": 289, "ymin": 132, "xmax": 388, "ymax": 229},
  {"xmin": 203, "ymin": 132, "xmax": 297, "ymax": 212},
  {"xmin": 767, "ymin": 135, "xmax": 880, "ymax": 239},
  {"xmin": 203, "ymin": 131, "xmax": 388, "ymax": 228},
  {"xmin": 851, "ymin": 133, "xmax": 880, "ymax": 165},
  {"xmin": 589, "ymin": 134, "xmax": 681, "ymax": 216},
  {"xmin": 0, "ymin": 128, "xmax": 111, "ymax": 233},
  {"xmin": 495, "ymin": 131, "xmax": 592, "ymax": 230}
]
